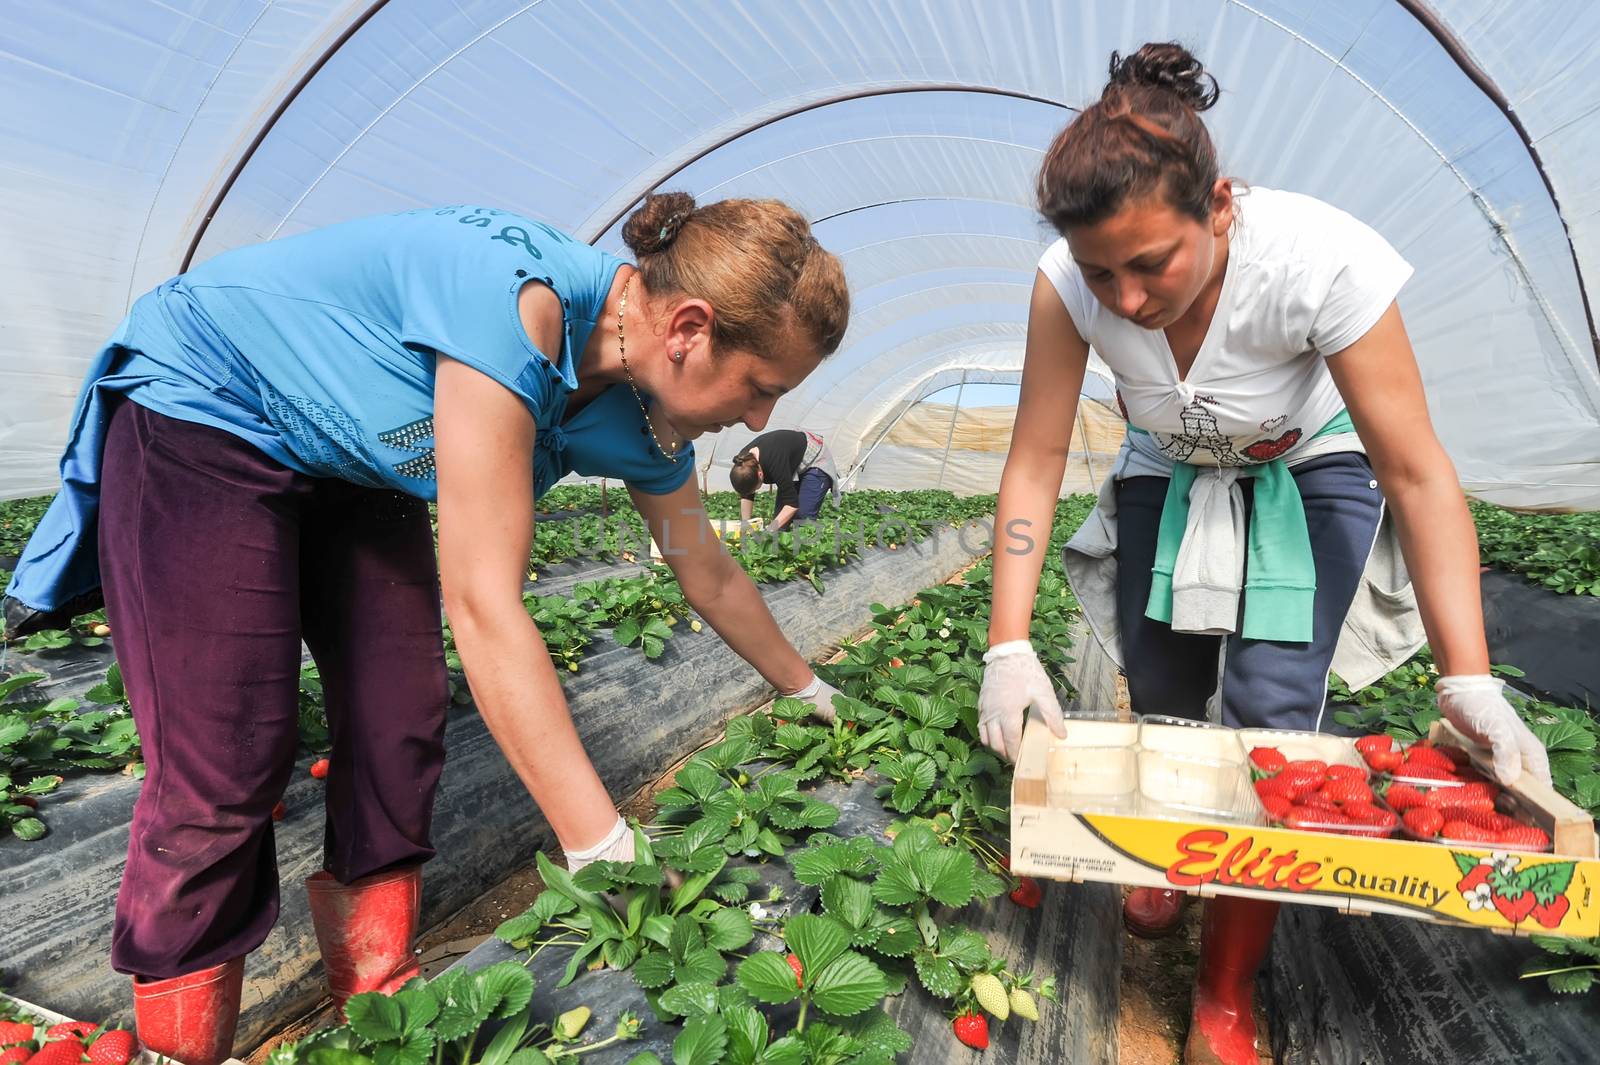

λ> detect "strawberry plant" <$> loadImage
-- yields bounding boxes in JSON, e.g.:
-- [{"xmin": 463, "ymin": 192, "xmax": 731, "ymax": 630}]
[
  {"xmin": 0, "ymin": 496, "xmax": 50, "ymax": 558},
  {"xmin": 1469, "ymin": 500, "xmax": 1600, "ymax": 597}
]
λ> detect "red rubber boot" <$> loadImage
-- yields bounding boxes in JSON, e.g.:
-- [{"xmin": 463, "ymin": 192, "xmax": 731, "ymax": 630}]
[
  {"xmin": 306, "ymin": 866, "xmax": 422, "ymax": 1012},
  {"xmin": 1124, "ymin": 887, "xmax": 1188, "ymax": 938},
  {"xmin": 1184, "ymin": 896, "xmax": 1279, "ymax": 1065},
  {"xmin": 132, "ymin": 957, "xmax": 244, "ymax": 1065}
]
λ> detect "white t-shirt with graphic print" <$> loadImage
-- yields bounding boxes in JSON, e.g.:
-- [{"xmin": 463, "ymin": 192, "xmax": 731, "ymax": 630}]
[{"xmin": 1037, "ymin": 186, "xmax": 1412, "ymax": 468}]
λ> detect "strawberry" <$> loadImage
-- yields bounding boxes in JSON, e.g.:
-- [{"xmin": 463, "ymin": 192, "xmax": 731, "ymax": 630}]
[
  {"xmin": 1499, "ymin": 824, "xmax": 1550, "ymax": 852},
  {"xmin": 952, "ymin": 1012, "xmax": 989, "ymax": 1050},
  {"xmin": 1402, "ymin": 745, "xmax": 1457, "ymax": 774},
  {"xmin": 14, "ymin": 796, "xmax": 37, "ymax": 810},
  {"xmin": 1280, "ymin": 765, "xmax": 1326, "ymax": 799},
  {"xmin": 1397, "ymin": 763, "xmax": 1459, "ymax": 783},
  {"xmin": 28, "ymin": 1041, "xmax": 83, "ymax": 1065},
  {"xmin": 0, "ymin": 1048, "xmax": 31, "ymax": 1065},
  {"xmin": 1403, "ymin": 806, "xmax": 1444, "ymax": 839},
  {"xmin": 271, "ymin": 801, "xmax": 286, "ymax": 822},
  {"xmin": 43, "ymin": 1028, "xmax": 94, "ymax": 1045},
  {"xmin": 1285, "ymin": 807, "xmax": 1335, "ymax": 831},
  {"xmin": 1287, "ymin": 759, "xmax": 1327, "ymax": 777},
  {"xmin": 1009, "ymin": 876, "xmax": 1042, "ymax": 909},
  {"xmin": 785, "ymin": 953, "xmax": 804, "ymax": 987},
  {"xmin": 969, "ymin": 973, "xmax": 1010, "ymax": 1020},
  {"xmin": 1456, "ymin": 862, "xmax": 1491, "ymax": 893},
  {"xmin": 1254, "ymin": 775, "xmax": 1295, "ymax": 801},
  {"xmin": 1532, "ymin": 894, "xmax": 1571, "ymax": 929},
  {"xmin": 1368, "ymin": 748, "xmax": 1404, "ymax": 773},
  {"xmin": 1260, "ymin": 794, "xmax": 1293, "ymax": 822},
  {"xmin": 0, "ymin": 1023, "xmax": 33, "ymax": 1046},
  {"xmin": 1325, "ymin": 764, "xmax": 1366, "ymax": 785},
  {"xmin": 1439, "ymin": 808, "xmax": 1511, "ymax": 835},
  {"xmin": 1493, "ymin": 891, "xmax": 1538, "ymax": 925},
  {"xmin": 1319, "ymin": 779, "xmax": 1374, "ymax": 806},
  {"xmin": 86, "ymin": 1032, "xmax": 136, "ymax": 1065},
  {"xmin": 309, "ymin": 758, "xmax": 330, "ymax": 779},
  {"xmin": 1354, "ymin": 734, "xmax": 1394, "ymax": 759},
  {"xmin": 1008, "ymin": 987, "xmax": 1040, "ymax": 1021},
  {"xmin": 1248, "ymin": 747, "xmax": 1287, "ymax": 775},
  {"xmin": 1300, "ymin": 792, "xmax": 1339, "ymax": 812},
  {"xmin": 1383, "ymin": 783, "xmax": 1425, "ymax": 812},
  {"xmin": 1455, "ymin": 780, "xmax": 1502, "ymax": 802},
  {"xmin": 1441, "ymin": 819, "xmax": 1497, "ymax": 844},
  {"xmin": 889, "ymin": 658, "xmax": 904, "ymax": 669}
]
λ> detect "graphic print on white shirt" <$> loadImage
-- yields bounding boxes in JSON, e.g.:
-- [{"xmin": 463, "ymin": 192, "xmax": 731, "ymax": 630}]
[{"xmin": 1042, "ymin": 187, "xmax": 1412, "ymax": 467}]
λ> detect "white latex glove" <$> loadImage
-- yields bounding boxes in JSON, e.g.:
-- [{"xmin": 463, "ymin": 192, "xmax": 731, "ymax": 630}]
[
  {"xmin": 1435, "ymin": 674, "xmax": 1551, "ymax": 787},
  {"xmin": 563, "ymin": 815, "xmax": 634, "ymax": 874},
  {"xmin": 781, "ymin": 674, "xmax": 842, "ymax": 723},
  {"xmin": 978, "ymin": 640, "xmax": 1066, "ymax": 762}
]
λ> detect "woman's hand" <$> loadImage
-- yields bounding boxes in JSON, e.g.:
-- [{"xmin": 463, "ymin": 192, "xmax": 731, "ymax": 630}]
[
  {"xmin": 977, "ymin": 641, "xmax": 1067, "ymax": 761},
  {"xmin": 779, "ymin": 674, "xmax": 842, "ymax": 723},
  {"xmin": 1435, "ymin": 675, "xmax": 1551, "ymax": 786}
]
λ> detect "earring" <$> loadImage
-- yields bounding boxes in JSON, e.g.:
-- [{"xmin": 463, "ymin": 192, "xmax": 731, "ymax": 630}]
[{"xmin": 672, "ymin": 350, "xmax": 685, "ymax": 362}]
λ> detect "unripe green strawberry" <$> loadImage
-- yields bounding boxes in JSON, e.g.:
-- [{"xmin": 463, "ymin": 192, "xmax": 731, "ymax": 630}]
[
  {"xmin": 1009, "ymin": 987, "xmax": 1039, "ymax": 1021},
  {"xmin": 969, "ymin": 972, "xmax": 1010, "ymax": 1020}
]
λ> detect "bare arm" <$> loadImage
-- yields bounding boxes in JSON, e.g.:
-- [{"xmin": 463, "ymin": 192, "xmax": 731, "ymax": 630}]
[
  {"xmin": 631, "ymin": 479, "xmax": 813, "ymax": 692},
  {"xmin": 434, "ymin": 353, "xmax": 617, "ymax": 853},
  {"xmin": 767, "ymin": 503, "xmax": 800, "ymax": 532},
  {"xmin": 987, "ymin": 272, "xmax": 1091, "ymax": 645},
  {"xmin": 1325, "ymin": 302, "xmax": 1489, "ymax": 676}
]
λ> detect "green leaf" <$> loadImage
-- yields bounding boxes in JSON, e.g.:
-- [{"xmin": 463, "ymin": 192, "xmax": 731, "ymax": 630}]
[
  {"xmin": 722, "ymin": 1004, "xmax": 768, "ymax": 1064},
  {"xmin": 678, "ymin": 946, "xmax": 728, "ymax": 986},
  {"xmin": 477, "ymin": 1011, "xmax": 528, "ymax": 1065},
  {"xmin": 642, "ymin": 914, "xmax": 677, "ymax": 947},
  {"xmin": 787, "ymin": 914, "xmax": 850, "ymax": 980},
  {"xmin": 10, "ymin": 817, "xmax": 46, "ymax": 841},
  {"xmin": 633, "ymin": 950, "xmax": 677, "ymax": 989},
  {"xmin": 1452, "ymin": 851, "xmax": 1482, "ymax": 879},
  {"xmin": 624, "ymin": 1055, "xmax": 663, "ymax": 1065},
  {"xmin": 839, "ymin": 1010, "xmax": 914, "ymax": 1057},
  {"xmin": 736, "ymin": 952, "xmax": 803, "ymax": 1005},
  {"xmin": 1517, "ymin": 861, "xmax": 1578, "ymax": 907},
  {"xmin": 820, "ymin": 876, "xmax": 875, "ymax": 931},
  {"xmin": 475, "ymin": 960, "xmax": 536, "ymax": 1019},
  {"xmin": 869, "ymin": 861, "xmax": 920, "ymax": 907},
  {"xmin": 344, "ymin": 993, "xmax": 405, "ymax": 1042},
  {"xmin": 1548, "ymin": 969, "xmax": 1597, "ymax": 994},
  {"xmin": 938, "ymin": 928, "xmax": 991, "ymax": 970},
  {"xmin": 615, "ymin": 618, "xmax": 642, "ymax": 646},
  {"xmin": 911, "ymin": 847, "xmax": 976, "ymax": 907},
  {"xmin": 658, "ymin": 981, "xmax": 720, "ymax": 1018},
  {"xmin": 756, "ymin": 1037, "xmax": 806, "ymax": 1065},
  {"xmin": 913, "ymin": 952, "xmax": 963, "ymax": 998},
  {"xmin": 505, "ymin": 1050, "xmax": 553, "ymax": 1065},
  {"xmin": 705, "ymin": 907, "xmax": 755, "ymax": 951},
  {"xmin": 809, "ymin": 951, "xmax": 888, "ymax": 1017},
  {"xmin": 789, "ymin": 835, "xmax": 881, "ymax": 885},
  {"xmin": 672, "ymin": 1014, "xmax": 729, "ymax": 1065},
  {"xmin": 308, "ymin": 1050, "xmax": 376, "ymax": 1065}
]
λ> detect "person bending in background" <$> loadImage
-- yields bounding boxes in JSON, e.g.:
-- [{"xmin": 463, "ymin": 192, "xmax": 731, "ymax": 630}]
[{"xmin": 730, "ymin": 428, "xmax": 841, "ymax": 531}]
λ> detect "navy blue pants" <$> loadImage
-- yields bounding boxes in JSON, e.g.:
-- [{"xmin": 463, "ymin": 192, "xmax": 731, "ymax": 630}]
[
  {"xmin": 1115, "ymin": 452, "xmax": 1384, "ymax": 731},
  {"xmin": 794, "ymin": 467, "xmax": 834, "ymax": 522}
]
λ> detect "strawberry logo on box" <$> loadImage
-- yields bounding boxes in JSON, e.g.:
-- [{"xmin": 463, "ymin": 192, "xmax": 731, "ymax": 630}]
[{"xmin": 1454, "ymin": 851, "xmax": 1576, "ymax": 928}]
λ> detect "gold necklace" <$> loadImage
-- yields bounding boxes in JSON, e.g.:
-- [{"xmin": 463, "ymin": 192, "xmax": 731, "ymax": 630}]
[{"xmin": 618, "ymin": 276, "xmax": 681, "ymax": 463}]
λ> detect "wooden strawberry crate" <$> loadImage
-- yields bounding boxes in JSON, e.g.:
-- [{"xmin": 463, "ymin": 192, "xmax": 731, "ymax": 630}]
[
  {"xmin": 0, "ymin": 992, "xmax": 246, "ymax": 1065},
  {"xmin": 1010, "ymin": 714, "xmax": 1600, "ymax": 937}
]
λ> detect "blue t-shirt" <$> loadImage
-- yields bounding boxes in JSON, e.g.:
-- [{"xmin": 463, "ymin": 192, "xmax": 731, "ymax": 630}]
[{"xmin": 7, "ymin": 206, "xmax": 693, "ymax": 612}]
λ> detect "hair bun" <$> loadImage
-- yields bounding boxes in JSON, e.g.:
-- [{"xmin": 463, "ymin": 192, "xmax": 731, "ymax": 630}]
[
  {"xmin": 1107, "ymin": 42, "xmax": 1219, "ymax": 112},
  {"xmin": 623, "ymin": 191, "xmax": 697, "ymax": 256}
]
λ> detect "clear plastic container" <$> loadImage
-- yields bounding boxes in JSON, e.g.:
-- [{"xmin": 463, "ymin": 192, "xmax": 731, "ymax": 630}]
[
  {"xmin": 1057, "ymin": 710, "xmax": 1140, "ymax": 749},
  {"xmin": 1263, "ymin": 798, "xmax": 1401, "ymax": 838},
  {"xmin": 1137, "ymin": 750, "xmax": 1263, "ymax": 824},
  {"xmin": 1138, "ymin": 715, "xmax": 1245, "ymax": 763},
  {"xmin": 1048, "ymin": 745, "xmax": 1138, "ymax": 813},
  {"xmin": 1236, "ymin": 728, "xmax": 1366, "ymax": 775}
]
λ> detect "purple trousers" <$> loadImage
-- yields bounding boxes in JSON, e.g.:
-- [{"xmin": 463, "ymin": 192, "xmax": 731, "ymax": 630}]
[{"xmin": 100, "ymin": 400, "xmax": 448, "ymax": 979}]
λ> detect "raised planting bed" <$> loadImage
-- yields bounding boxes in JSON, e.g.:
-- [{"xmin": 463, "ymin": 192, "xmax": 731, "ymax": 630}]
[
  {"xmin": 2, "ymin": 519, "xmax": 995, "ymax": 1051},
  {"xmin": 258, "ymin": 597, "xmax": 1120, "ymax": 1065},
  {"xmin": 1480, "ymin": 567, "xmax": 1600, "ymax": 712}
]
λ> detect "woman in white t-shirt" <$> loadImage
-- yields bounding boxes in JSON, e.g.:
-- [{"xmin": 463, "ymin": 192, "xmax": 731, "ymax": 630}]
[{"xmin": 976, "ymin": 43, "xmax": 1550, "ymax": 1065}]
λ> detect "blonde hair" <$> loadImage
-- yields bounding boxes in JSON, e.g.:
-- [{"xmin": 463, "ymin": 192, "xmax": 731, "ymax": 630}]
[{"xmin": 622, "ymin": 192, "xmax": 849, "ymax": 357}]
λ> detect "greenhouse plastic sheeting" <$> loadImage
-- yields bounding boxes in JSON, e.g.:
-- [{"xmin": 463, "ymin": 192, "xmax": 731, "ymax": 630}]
[{"xmin": 3, "ymin": 1, "xmax": 1598, "ymax": 507}]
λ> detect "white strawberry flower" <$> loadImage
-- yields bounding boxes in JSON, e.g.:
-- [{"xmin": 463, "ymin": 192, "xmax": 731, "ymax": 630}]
[
  {"xmin": 939, "ymin": 627, "xmax": 951, "ymax": 639},
  {"xmin": 748, "ymin": 903, "xmax": 768, "ymax": 920},
  {"xmin": 1492, "ymin": 853, "xmax": 1521, "ymax": 879},
  {"xmin": 1464, "ymin": 883, "xmax": 1494, "ymax": 911}
]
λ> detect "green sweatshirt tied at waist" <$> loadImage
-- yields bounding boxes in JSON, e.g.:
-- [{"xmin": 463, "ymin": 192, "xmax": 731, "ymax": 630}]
[{"xmin": 1142, "ymin": 409, "xmax": 1356, "ymax": 643}]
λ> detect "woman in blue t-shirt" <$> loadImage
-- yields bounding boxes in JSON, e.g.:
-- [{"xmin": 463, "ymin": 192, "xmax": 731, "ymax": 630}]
[{"xmin": 3, "ymin": 192, "xmax": 848, "ymax": 1064}]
